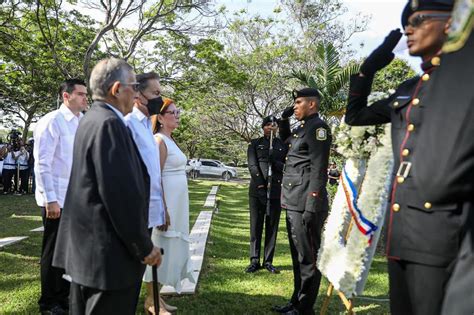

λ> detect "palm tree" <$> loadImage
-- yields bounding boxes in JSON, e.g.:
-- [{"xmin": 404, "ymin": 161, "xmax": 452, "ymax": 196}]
[{"xmin": 292, "ymin": 42, "xmax": 360, "ymax": 121}]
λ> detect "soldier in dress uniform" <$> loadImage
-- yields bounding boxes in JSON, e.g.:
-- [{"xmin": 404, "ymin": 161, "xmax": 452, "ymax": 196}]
[
  {"xmin": 411, "ymin": 2, "xmax": 474, "ymax": 314},
  {"xmin": 345, "ymin": 1, "xmax": 466, "ymax": 314},
  {"xmin": 272, "ymin": 88, "xmax": 331, "ymax": 315},
  {"xmin": 246, "ymin": 115, "xmax": 288, "ymax": 274}
]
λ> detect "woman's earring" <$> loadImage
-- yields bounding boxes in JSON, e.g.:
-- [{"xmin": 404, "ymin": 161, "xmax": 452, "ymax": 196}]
[{"xmin": 160, "ymin": 124, "xmax": 163, "ymax": 127}]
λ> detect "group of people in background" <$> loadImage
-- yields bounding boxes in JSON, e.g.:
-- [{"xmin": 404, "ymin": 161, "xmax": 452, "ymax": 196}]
[
  {"xmin": 0, "ymin": 136, "xmax": 35, "ymax": 195},
  {"xmin": 33, "ymin": 60, "xmax": 193, "ymax": 315}
]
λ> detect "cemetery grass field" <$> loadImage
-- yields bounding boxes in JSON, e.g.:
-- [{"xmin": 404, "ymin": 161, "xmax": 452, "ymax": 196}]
[{"xmin": 0, "ymin": 180, "xmax": 390, "ymax": 314}]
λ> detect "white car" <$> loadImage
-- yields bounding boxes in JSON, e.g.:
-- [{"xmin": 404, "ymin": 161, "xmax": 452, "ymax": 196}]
[{"xmin": 187, "ymin": 159, "xmax": 237, "ymax": 180}]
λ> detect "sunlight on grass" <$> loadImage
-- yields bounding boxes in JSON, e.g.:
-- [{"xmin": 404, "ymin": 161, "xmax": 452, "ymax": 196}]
[{"xmin": 1, "ymin": 180, "xmax": 390, "ymax": 314}]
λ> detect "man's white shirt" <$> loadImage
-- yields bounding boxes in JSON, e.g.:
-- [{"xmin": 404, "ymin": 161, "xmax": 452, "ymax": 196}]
[
  {"xmin": 33, "ymin": 104, "xmax": 82, "ymax": 208},
  {"xmin": 125, "ymin": 106, "xmax": 165, "ymax": 227}
]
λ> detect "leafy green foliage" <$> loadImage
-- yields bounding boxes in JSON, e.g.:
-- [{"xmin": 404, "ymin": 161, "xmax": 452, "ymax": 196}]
[{"xmin": 292, "ymin": 42, "xmax": 360, "ymax": 119}]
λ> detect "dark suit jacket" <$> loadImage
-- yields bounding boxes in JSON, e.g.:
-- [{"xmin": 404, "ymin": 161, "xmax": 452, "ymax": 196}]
[{"xmin": 53, "ymin": 101, "xmax": 153, "ymax": 290}]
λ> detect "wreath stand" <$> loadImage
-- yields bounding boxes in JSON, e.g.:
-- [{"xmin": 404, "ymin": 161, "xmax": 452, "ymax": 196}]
[{"xmin": 319, "ymin": 218, "xmax": 355, "ymax": 315}]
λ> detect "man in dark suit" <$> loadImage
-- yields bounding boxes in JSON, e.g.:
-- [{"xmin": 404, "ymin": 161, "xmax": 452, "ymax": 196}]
[
  {"xmin": 273, "ymin": 88, "xmax": 331, "ymax": 315},
  {"xmin": 52, "ymin": 58, "xmax": 162, "ymax": 314},
  {"xmin": 246, "ymin": 115, "xmax": 288, "ymax": 274},
  {"xmin": 345, "ymin": 1, "xmax": 465, "ymax": 314},
  {"xmin": 411, "ymin": 9, "xmax": 474, "ymax": 314}
]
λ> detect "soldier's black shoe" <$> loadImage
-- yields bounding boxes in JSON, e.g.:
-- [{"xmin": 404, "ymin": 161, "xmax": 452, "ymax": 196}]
[
  {"xmin": 245, "ymin": 263, "xmax": 260, "ymax": 273},
  {"xmin": 264, "ymin": 263, "xmax": 280, "ymax": 274},
  {"xmin": 271, "ymin": 302, "xmax": 294, "ymax": 313},
  {"xmin": 40, "ymin": 305, "xmax": 68, "ymax": 315},
  {"xmin": 282, "ymin": 309, "xmax": 300, "ymax": 315}
]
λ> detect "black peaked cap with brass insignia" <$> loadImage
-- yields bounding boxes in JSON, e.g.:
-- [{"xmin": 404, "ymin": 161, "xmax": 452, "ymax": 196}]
[
  {"xmin": 401, "ymin": 0, "xmax": 454, "ymax": 27},
  {"xmin": 292, "ymin": 87, "xmax": 321, "ymax": 100}
]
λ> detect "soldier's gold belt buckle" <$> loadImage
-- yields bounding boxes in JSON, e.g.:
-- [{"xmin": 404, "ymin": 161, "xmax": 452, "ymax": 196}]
[{"xmin": 396, "ymin": 161, "xmax": 412, "ymax": 179}]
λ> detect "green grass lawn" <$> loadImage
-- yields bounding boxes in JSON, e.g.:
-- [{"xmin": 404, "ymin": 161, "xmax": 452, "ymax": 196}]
[{"xmin": 1, "ymin": 180, "xmax": 390, "ymax": 314}]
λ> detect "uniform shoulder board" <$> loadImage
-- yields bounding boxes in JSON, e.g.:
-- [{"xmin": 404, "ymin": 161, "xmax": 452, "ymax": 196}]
[{"xmin": 316, "ymin": 127, "xmax": 327, "ymax": 141}]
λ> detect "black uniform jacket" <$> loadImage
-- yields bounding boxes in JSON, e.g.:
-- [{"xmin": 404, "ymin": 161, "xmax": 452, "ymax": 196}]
[
  {"xmin": 279, "ymin": 113, "xmax": 332, "ymax": 213},
  {"xmin": 52, "ymin": 101, "xmax": 153, "ymax": 290},
  {"xmin": 346, "ymin": 65, "xmax": 465, "ymax": 267},
  {"xmin": 412, "ymin": 33, "xmax": 474, "ymax": 314},
  {"xmin": 247, "ymin": 136, "xmax": 288, "ymax": 199},
  {"xmin": 413, "ymin": 34, "xmax": 474, "ymax": 204}
]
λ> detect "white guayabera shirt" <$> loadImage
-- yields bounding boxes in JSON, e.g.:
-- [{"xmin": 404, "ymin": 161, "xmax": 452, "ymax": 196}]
[
  {"xmin": 34, "ymin": 104, "xmax": 83, "ymax": 208},
  {"xmin": 125, "ymin": 106, "xmax": 165, "ymax": 227}
]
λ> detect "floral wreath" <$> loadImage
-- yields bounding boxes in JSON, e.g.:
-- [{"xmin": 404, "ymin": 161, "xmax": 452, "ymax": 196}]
[{"xmin": 317, "ymin": 92, "xmax": 394, "ymax": 297}]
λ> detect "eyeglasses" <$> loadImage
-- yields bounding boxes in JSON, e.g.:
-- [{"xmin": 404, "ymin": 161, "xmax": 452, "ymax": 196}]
[
  {"xmin": 164, "ymin": 109, "xmax": 181, "ymax": 117},
  {"xmin": 406, "ymin": 13, "xmax": 451, "ymax": 28},
  {"xmin": 123, "ymin": 82, "xmax": 140, "ymax": 92}
]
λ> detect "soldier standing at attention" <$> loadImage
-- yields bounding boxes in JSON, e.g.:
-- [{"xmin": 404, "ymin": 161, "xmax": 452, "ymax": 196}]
[
  {"xmin": 272, "ymin": 88, "xmax": 331, "ymax": 315},
  {"xmin": 345, "ymin": 1, "xmax": 465, "ymax": 314},
  {"xmin": 246, "ymin": 116, "xmax": 288, "ymax": 274}
]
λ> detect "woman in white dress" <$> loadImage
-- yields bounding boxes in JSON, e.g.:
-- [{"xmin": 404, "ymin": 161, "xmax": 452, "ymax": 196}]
[{"xmin": 144, "ymin": 98, "xmax": 194, "ymax": 314}]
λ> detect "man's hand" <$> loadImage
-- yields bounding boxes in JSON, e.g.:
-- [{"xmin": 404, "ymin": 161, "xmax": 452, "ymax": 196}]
[
  {"xmin": 360, "ymin": 29, "xmax": 403, "ymax": 77},
  {"xmin": 143, "ymin": 246, "xmax": 162, "ymax": 266},
  {"xmin": 45, "ymin": 201, "xmax": 61, "ymax": 220},
  {"xmin": 302, "ymin": 211, "xmax": 316, "ymax": 227},
  {"xmin": 281, "ymin": 106, "xmax": 295, "ymax": 119},
  {"xmin": 157, "ymin": 210, "xmax": 170, "ymax": 231}
]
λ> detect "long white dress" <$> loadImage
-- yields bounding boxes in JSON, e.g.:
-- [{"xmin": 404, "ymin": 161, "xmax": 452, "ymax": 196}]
[{"xmin": 143, "ymin": 133, "xmax": 195, "ymax": 293}]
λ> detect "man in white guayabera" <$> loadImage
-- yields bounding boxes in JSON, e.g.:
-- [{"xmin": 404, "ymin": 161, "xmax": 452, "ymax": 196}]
[{"xmin": 34, "ymin": 79, "xmax": 88, "ymax": 315}]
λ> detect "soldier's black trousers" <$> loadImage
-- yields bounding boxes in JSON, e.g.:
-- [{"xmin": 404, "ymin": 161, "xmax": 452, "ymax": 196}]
[
  {"xmin": 286, "ymin": 209, "xmax": 327, "ymax": 315},
  {"xmin": 249, "ymin": 196, "xmax": 281, "ymax": 264},
  {"xmin": 388, "ymin": 259, "xmax": 451, "ymax": 315},
  {"xmin": 38, "ymin": 207, "xmax": 70, "ymax": 311}
]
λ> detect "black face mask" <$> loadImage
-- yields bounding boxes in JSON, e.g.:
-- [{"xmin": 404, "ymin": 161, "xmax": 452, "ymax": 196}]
[{"xmin": 146, "ymin": 96, "xmax": 164, "ymax": 115}]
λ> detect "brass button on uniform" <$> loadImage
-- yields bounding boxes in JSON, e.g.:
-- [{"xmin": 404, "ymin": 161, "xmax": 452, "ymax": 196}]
[
  {"xmin": 397, "ymin": 176, "xmax": 405, "ymax": 184},
  {"xmin": 285, "ymin": 157, "xmax": 288, "ymax": 161},
  {"xmin": 289, "ymin": 144, "xmax": 292, "ymax": 148},
  {"xmin": 412, "ymin": 98, "xmax": 420, "ymax": 106},
  {"xmin": 392, "ymin": 203, "xmax": 400, "ymax": 212},
  {"xmin": 431, "ymin": 56, "xmax": 441, "ymax": 66},
  {"xmin": 288, "ymin": 183, "xmax": 292, "ymax": 186},
  {"xmin": 402, "ymin": 149, "xmax": 410, "ymax": 157},
  {"xmin": 408, "ymin": 124, "xmax": 415, "ymax": 132},
  {"xmin": 393, "ymin": 101, "xmax": 399, "ymax": 107},
  {"xmin": 424, "ymin": 202, "xmax": 432, "ymax": 209},
  {"xmin": 422, "ymin": 73, "xmax": 430, "ymax": 81}
]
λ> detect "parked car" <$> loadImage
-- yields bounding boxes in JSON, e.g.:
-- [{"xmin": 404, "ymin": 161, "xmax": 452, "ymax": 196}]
[{"xmin": 186, "ymin": 158, "xmax": 237, "ymax": 180}]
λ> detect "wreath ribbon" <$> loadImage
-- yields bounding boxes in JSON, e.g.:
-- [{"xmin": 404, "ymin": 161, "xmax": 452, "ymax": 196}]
[{"xmin": 341, "ymin": 166, "xmax": 378, "ymax": 244}]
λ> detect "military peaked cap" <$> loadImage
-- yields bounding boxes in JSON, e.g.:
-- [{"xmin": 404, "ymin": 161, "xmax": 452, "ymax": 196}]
[
  {"xmin": 261, "ymin": 115, "xmax": 278, "ymax": 128},
  {"xmin": 292, "ymin": 88, "xmax": 321, "ymax": 100},
  {"xmin": 402, "ymin": 0, "xmax": 454, "ymax": 27}
]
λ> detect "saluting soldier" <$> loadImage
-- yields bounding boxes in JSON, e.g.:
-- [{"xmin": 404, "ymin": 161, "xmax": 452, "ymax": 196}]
[
  {"xmin": 345, "ymin": 1, "xmax": 466, "ymax": 314},
  {"xmin": 246, "ymin": 116, "xmax": 288, "ymax": 274},
  {"xmin": 272, "ymin": 88, "xmax": 331, "ymax": 315},
  {"xmin": 411, "ymin": 4, "xmax": 474, "ymax": 314}
]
